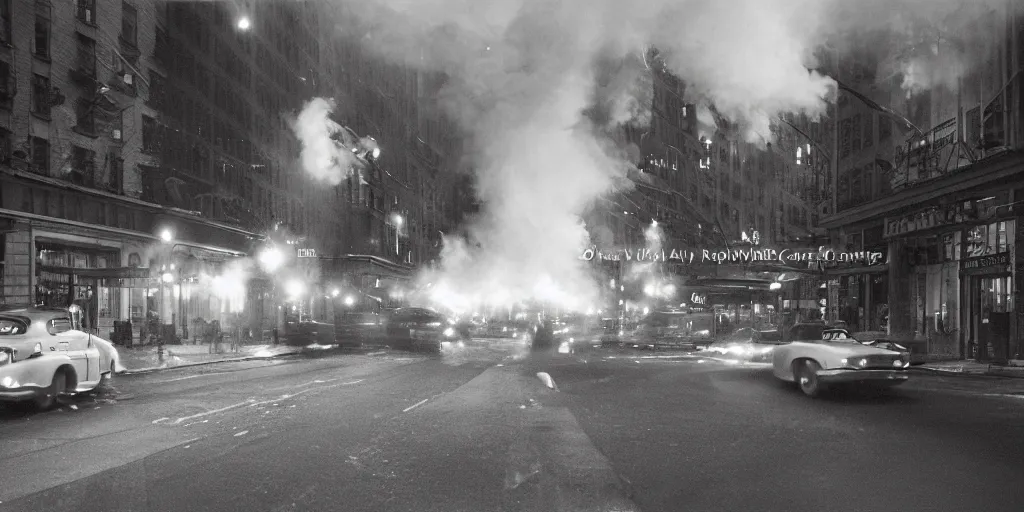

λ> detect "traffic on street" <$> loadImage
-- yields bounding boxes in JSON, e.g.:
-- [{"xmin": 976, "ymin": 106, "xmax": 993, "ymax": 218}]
[{"xmin": 2, "ymin": 336, "xmax": 1024, "ymax": 512}]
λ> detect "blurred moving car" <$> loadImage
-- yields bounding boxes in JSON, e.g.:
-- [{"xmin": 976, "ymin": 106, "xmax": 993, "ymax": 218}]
[
  {"xmin": 772, "ymin": 324, "xmax": 909, "ymax": 398},
  {"xmin": 706, "ymin": 327, "xmax": 784, "ymax": 362},
  {"xmin": 385, "ymin": 307, "xmax": 460, "ymax": 351},
  {"xmin": 0, "ymin": 305, "xmax": 123, "ymax": 410}
]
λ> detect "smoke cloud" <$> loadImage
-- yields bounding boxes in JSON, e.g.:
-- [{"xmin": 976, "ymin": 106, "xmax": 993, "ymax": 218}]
[
  {"xmin": 291, "ymin": 98, "xmax": 365, "ymax": 186},
  {"xmin": 318, "ymin": 0, "xmax": 1008, "ymax": 313}
]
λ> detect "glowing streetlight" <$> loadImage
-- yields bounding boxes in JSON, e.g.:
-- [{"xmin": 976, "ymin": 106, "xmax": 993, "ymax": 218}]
[
  {"xmin": 259, "ymin": 247, "xmax": 284, "ymax": 273},
  {"xmin": 344, "ymin": 295, "xmax": 355, "ymax": 306},
  {"xmin": 331, "ymin": 289, "xmax": 340, "ymax": 298},
  {"xmin": 371, "ymin": 147, "xmax": 381, "ymax": 159},
  {"xmin": 237, "ymin": 16, "xmax": 251, "ymax": 31},
  {"xmin": 770, "ymin": 282, "xmax": 782, "ymax": 291},
  {"xmin": 159, "ymin": 229, "xmax": 174, "ymax": 243},
  {"xmin": 285, "ymin": 279, "xmax": 306, "ymax": 298},
  {"xmin": 391, "ymin": 213, "xmax": 403, "ymax": 256},
  {"xmin": 161, "ymin": 272, "xmax": 174, "ymax": 284}
]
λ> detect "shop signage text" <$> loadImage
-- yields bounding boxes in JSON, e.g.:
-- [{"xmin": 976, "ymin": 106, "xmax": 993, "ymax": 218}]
[
  {"xmin": 690, "ymin": 293, "xmax": 707, "ymax": 305},
  {"xmin": 297, "ymin": 248, "xmax": 317, "ymax": 258},
  {"xmin": 884, "ymin": 200, "xmax": 1015, "ymax": 239},
  {"xmin": 580, "ymin": 246, "xmax": 885, "ymax": 266},
  {"xmin": 961, "ymin": 253, "xmax": 1010, "ymax": 270}
]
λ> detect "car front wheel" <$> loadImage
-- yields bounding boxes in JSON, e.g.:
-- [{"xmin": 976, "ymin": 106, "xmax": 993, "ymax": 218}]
[
  {"xmin": 33, "ymin": 371, "xmax": 67, "ymax": 411},
  {"xmin": 795, "ymin": 360, "xmax": 825, "ymax": 398}
]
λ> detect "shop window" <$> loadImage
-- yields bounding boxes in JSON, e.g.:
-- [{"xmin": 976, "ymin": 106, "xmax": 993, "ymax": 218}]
[{"xmin": 965, "ymin": 221, "xmax": 1013, "ymax": 258}]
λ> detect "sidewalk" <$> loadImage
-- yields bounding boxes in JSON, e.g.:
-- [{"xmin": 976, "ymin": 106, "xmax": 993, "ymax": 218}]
[
  {"xmin": 117, "ymin": 343, "xmax": 307, "ymax": 373},
  {"xmin": 913, "ymin": 360, "xmax": 1024, "ymax": 378}
]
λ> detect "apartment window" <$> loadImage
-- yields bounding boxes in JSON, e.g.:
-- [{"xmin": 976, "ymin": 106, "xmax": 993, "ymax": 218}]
[
  {"xmin": 76, "ymin": 0, "xmax": 96, "ymax": 24},
  {"xmin": 75, "ymin": 98, "xmax": 95, "ymax": 134},
  {"xmin": 121, "ymin": 2, "xmax": 137, "ymax": 46},
  {"xmin": 0, "ymin": 128, "xmax": 10, "ymax": 165},
  {"xmin": 30, "ymin": 137, "xmax": 49, "ymax": 174},
  {"xmin": 76, "ymin": 34, "xmax": 96, "ymax": 76},
  {"xmin": 147, "ymin": 70, "xmax": 165, "ymax": 108},
  {"xmin": 0, "ymin": 59, "xmax": 10, "ymax": 108},
  {"xmin": 0, "ymin": 0, "xmax": 10, "ymax": 45},
  {"xmin": 34, "ymin": 6, "xmax": 50, "ymax": 60},
  {"xmin": 69, "ymin": 146, "xmax": 96, "ymax": 185},
  {"xmin": 142, "ymin": 116, "xmax": 159, "ymax": 153},
  {"xmin": 31, "ymin": 74, "xmax": 50, "ymax": 117},
  {"xmin": 111, "ymin": 155, "xmax": 125, "ymax": 192}
]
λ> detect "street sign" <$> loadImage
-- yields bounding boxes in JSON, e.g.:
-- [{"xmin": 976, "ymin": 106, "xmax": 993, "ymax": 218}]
[{"xmin": 297, "ymin": 248, "xmax": 317, "ymax": 258}]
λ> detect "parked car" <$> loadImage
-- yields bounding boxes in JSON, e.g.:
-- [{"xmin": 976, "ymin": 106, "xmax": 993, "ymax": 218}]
[
  {"xmin": 0, "ymin": 305, "xmax": 123, "ymax": 410},
  {"xmin": 385, "ymin": 307, "xmax": 459, "ymax": 351},
  {"xmin": 772, "ymin": 324, "xmax": 909, "ymax": 398}
]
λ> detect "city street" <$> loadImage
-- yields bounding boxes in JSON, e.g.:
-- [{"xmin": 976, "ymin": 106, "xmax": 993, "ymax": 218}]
[{"xmin": 2, "ymin": 340, "xmax": 1024, "ymax": 512}]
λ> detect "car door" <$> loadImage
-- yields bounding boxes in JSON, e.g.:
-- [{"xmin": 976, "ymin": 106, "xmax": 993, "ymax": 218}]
[{"xmin": 50, "ymin": 318, "xmax": 99, "ymax": 387}]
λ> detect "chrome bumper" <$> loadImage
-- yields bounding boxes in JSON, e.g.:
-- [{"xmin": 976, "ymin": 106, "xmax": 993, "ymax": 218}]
[
  {"xmin": 817, "ymin": 369, "xmax": 909, "ymax": 384},
  {"xmin": 0, "ymin": 386, "xmax": 43, "ymax": 401}
]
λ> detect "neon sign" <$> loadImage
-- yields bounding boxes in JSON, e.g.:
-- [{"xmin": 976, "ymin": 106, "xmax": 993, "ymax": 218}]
[
  {"xmin": 580, "ymin": 246, "xmax": 885, "ymax": 266},
  {"xmin": 690, "ymin": 293, "xmax": 707, "ymax": 305}
]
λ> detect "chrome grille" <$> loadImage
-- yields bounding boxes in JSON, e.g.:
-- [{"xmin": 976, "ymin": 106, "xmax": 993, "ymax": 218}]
[
  {"xmin": 861, "ymin": 354, "xmax": 901, "ymax": 369},
  {"xmin": 0, "ymin": 347, "xmax": 12, "ymax": 367}
]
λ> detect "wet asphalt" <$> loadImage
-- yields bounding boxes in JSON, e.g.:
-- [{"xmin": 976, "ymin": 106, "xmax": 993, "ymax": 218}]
[{"xmin": 1, "ymin": 340, "xmax": 1023, "ymax": 512}]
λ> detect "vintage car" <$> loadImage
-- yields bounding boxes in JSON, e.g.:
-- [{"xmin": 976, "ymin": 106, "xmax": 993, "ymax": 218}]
[
  {"xmin": 772, "ymin": 326, "xmax": 909, "ymax": 398},
  {"xmin": 0, "ymin": 305, "xmax": 124, "ymax": 410}
]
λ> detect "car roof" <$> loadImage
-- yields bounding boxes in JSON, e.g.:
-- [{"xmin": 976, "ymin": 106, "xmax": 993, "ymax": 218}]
[{"xmin": 0, "ymin": 305, "xmax": 70, "ymax": 324}]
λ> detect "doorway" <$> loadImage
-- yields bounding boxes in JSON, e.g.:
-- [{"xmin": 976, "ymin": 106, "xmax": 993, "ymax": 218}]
[{"xmin": 970, "ymin": 275, "xmax": 1012, "ymax": 363}]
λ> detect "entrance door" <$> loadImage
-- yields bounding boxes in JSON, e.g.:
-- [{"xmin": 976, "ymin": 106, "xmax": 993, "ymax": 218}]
[{"xmin": 971, "ymin": 275, "xmax": 1012, "ymax": 362}]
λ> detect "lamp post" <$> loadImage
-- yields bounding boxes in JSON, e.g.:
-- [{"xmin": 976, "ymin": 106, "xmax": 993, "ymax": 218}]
[
  {"xmin": 258, "ymin": 245, "xmax": 285, "ymax": 344},
  {"xmin": 157, "ymin": 229, "xmax": 188, "ymax": 344}
]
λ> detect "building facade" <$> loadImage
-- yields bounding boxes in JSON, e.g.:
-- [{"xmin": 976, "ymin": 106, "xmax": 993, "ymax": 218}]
[
  {"xmin": 820, "ymin": 1, "xmax": 1024, "ymax": 363},
  {"xmin": 0, "ymin": 0, "xmax": 275, "ymax": 344}
]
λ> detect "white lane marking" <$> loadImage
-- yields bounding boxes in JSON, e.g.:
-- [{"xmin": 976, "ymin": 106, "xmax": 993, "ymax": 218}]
[
  {"xmin": 983, "ymin": 393, "xmax": 1024, "ymax": 399},
  {"xmin": 166, "ymin": 378, "xmax": 367, "ymax": 425},
  {"xmin": 234, "ymin": 430, "xmax": 249, "ymax": 437},
  {"xmin": 367, "ymin": 351, "xmax": 388, "ymax": 356},
  {"xmin": 171, "ymin": 400, "xmax": 257, "ymax": 425},
  {"xmin": 403, "ymin": 398, "xmax": 429, "ymax": 413},
  {"xmin": 152, "ymin": 417, "xmax": 170, "ymax": 424},
  {"xmin": 151, "ymin": 372, "xmax": 228, "ymax": 384}
]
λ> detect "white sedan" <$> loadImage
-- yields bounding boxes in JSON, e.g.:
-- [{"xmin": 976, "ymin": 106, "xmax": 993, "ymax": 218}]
[
  {"xmin": 0, "ymin": 306, "xmax": 124, "ymax": 410},
  {"xmin": 772, "ymin": 327, "xmax": 909, "ymax": 398}
]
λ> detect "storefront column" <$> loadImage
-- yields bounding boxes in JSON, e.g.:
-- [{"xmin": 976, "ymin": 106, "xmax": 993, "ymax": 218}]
[{"xmin": 888, "ymin": 238, "xmax": 914, "ymax": 340}]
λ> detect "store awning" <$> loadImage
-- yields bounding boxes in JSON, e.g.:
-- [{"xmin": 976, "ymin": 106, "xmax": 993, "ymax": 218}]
[{"xmin": 38, "ymin": 265, "xmax": 154, "ymax": 279}]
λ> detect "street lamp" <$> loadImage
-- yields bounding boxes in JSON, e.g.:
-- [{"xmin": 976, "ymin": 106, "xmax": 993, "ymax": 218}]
[
  {"xmin": 237, "ymin": 16, "xmax": 252, "ymax": 31},
  {"xmin": 285, "ymin": 279, "xmax": 306, "ymax": 299},
  {"xmin": 258, "ymin": 247, "xmax": 284, "ymax": 273},
  {"xmin": 159, "ymin": 228, "xmax": 173, "ymax": 243},
  {"xmin": 391, "ymin": 213, "xmax": 403, "ymax": 257}
]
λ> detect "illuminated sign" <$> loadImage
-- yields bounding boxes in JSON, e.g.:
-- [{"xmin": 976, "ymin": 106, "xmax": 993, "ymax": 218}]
[
  {"xmin": 297, "ymin": 248, "xmax": 317, "ymax": 258},
  {"xmin": 690, "ymin": 293, "xmax": 707, "ymax": 305},
  {"xmin": 579, "ymin": 246, "xmax": 884, "ymax": 266},
  {"xmin": 961, "ymin": 253, "xmax": 1010, "ymax": 271}
]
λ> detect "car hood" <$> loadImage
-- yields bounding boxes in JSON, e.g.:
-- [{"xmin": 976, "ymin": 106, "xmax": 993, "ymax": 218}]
[{"xmin": 797, "ymin": 341, "xmax": 900, "ymax": 356}]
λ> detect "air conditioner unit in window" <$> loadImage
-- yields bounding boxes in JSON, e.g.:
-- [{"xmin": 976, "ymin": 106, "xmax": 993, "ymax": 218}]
[
  {"xmin": 112, "ymin": 129, "xmax": 122, "ymax": 140},
  {"xmin": 123, "ymin": 74, "xmax": 133, "ymax": 85}
]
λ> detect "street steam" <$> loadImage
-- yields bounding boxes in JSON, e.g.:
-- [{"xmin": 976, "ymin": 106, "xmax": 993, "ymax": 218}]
[
  {"xmin": 292, "ymin": 98, "xmax": 365, "ymax": 186},
  {"xmin": 315, "ymin": 0, "xmax": 1008, "ymax": 313}
]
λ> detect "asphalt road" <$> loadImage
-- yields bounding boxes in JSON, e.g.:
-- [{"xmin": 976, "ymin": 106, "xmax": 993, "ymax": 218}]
[{"xmin": 2, "ymin": 340, "xmax": 1023, "ymax": 512}]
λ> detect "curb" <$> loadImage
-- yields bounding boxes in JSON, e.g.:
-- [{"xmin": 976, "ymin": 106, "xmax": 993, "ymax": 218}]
[
  {"xmin": 120, "ymin": 345, "xmax": 383, "ymax": 375},
  {"xmin": 909, "ymin": 366, "xmax": 1024, "ymax": 379}
]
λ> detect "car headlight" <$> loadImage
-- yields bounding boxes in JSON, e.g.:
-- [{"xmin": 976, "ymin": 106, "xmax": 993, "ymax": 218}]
[
  {"xmin": 558, "ymin": 342, "xmax": 571, "ymax": 354},
  {"xmin": 893, "ymin": 359, "xmax": 906, "ymax": 368},
  {"xmin": 840, "ymin": 358, "xmax": 868, "ymax": 368},
  {"xmin": 1, "ymin": 376, "xmax": 19, "ymax": 388},
  {"xmin": 443, "ymin": 327, "xmax": 455, "ymax": 337},
  {"xmin": 31, "ymin": 343, "xmax": 43, "ymax": 357}
]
